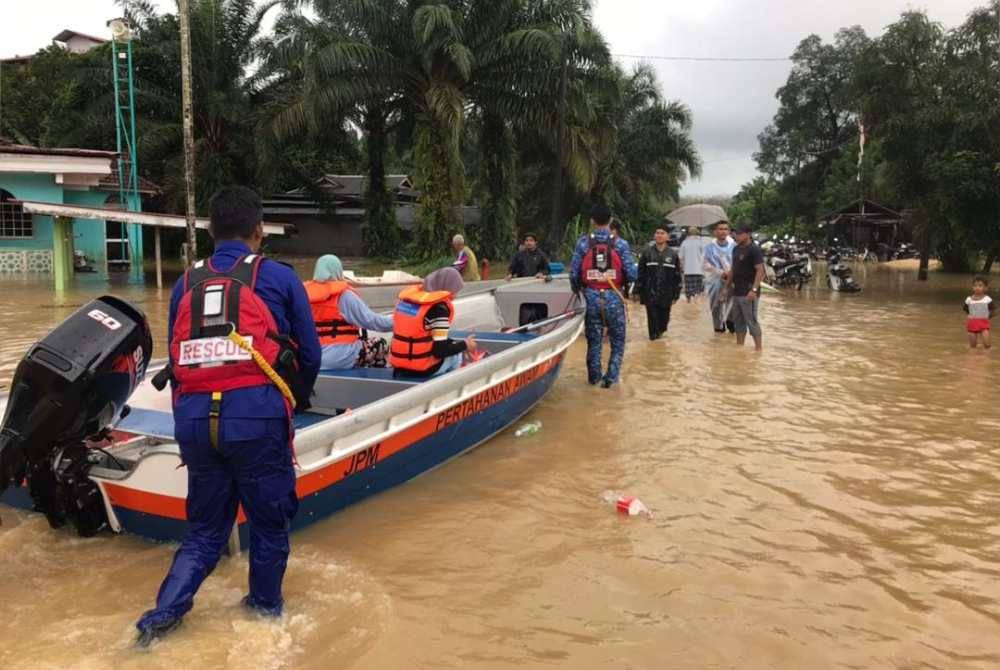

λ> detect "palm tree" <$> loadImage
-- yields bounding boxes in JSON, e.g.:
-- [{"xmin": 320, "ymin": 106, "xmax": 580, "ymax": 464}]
[
  {"xmin": 268, "ymin": 0, "xmax": 473, "ymax": 257},
  {"xmin": 592, "ymin": 64, "xmax": 702, "ymax": 222}
]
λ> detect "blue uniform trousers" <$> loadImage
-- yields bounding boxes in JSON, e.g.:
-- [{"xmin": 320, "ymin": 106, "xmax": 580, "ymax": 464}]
[
  {"xmin": 583, "ymin": 288, "xmax": 627, "ymax": 384},
  {"xmin": 136, "ymin": 417, "xmax": 298, "ymax": 631}
]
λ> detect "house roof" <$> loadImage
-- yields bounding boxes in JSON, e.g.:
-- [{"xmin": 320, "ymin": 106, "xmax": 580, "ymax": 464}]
[
  {"xmin": 98, "ymin": 172, "xmax": 161, "ymax": 196},
  {"xmin": 53, "ymin": 30, "xmax": 108, "ymax": 45},
  {"xmin": 312, "ymin": 174, "xmax": 413, "ymax": 197},
  {"xmin": 819, "ymin": 199, "xmax": 903, "ymax": 227},
  {"xmin": 0, "ymin": 138, "xmax": 118, "ymax": 160},
  {"xmin": 0, "ymin": 54, "xmax": 34, "ymax": 65}
]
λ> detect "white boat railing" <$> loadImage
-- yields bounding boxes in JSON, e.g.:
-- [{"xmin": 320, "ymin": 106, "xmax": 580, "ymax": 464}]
[{"xmin": 293, "ymin": 313, "xmax": 583, "ymax": 472}]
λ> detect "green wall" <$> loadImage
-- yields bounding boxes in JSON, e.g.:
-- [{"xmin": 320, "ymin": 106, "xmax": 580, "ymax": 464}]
[
  {"xmin": 0, "ymin": 174, "xmax": 144, "ymax": 271},
  {"xmin": 0, "ymin": 173, "xmax": 59, "ymax": 248}
]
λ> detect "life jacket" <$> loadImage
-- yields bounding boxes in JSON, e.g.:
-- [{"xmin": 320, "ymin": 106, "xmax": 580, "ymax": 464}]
[
  {"xmin": 304, "ymin": 280, "xmax": 361, "ymax": 346},
  {"xmin": 388, "ymin": 286, "xmax": 454, "ymax": 373},
  {"xmin": 169, "ymin": 254, "xmax": 291, "ymax": 398},
  {"xmin": 580, "ymin": 233, "xmax": 624, "ymax": 289}
]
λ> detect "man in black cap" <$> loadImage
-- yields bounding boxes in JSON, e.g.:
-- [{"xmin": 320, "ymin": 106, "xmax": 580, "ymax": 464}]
[{"xmin": 728, "ymin": 225, "xmax": 765, "ymax": 351}]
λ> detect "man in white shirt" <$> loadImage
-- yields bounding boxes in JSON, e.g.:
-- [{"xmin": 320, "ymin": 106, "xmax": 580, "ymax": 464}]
[{"xmin": 678, "ymin": 227, "xmax": 706, "ymax": 302}]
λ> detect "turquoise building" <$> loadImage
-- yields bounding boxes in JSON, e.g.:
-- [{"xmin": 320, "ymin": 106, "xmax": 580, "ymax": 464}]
[{"xmin": 0, "ymin": 141, "xmax": 153, "ymax": 274}]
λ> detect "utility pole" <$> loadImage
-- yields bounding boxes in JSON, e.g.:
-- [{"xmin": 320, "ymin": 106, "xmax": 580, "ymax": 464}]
[{"xmin": 178, "ymin": 0, "xmax": 198, "ymax": 263}]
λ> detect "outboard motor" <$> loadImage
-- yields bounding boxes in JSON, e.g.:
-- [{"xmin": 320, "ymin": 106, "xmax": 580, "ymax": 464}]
[{"xmin": 0, "ymin": 296, "xmax": 152, "ymax": 535}]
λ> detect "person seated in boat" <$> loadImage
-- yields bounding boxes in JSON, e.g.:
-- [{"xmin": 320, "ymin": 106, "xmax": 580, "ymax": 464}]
[
  {"xmin": 305, "ymin": 255, "xmax": 394, "ymax": 369},
  {"xmin": 390, "ymin": 267, "xmax": 477, "ymax": 378}
]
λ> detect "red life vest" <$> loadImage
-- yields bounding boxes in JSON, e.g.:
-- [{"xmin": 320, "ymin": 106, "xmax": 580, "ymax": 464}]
[
  {"xmin": 388, "ymin": 286, "xmax": 454, "ymax": 374},
  {"xmin": 580, "ymin": 233, "xmax": 624, "ymax": 289},
  {"xmin": 304, "ymin": 280, "xmax": 361, "ymax": 346},
  {"xmin": 169, "ymin": 254, "xmax": 287, "ymax": 397}
]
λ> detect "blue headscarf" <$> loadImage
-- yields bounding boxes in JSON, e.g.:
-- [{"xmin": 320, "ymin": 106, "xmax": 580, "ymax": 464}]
[{"xmin": 313, "ymin": 254, "xmax": 344, "ymax": 281}]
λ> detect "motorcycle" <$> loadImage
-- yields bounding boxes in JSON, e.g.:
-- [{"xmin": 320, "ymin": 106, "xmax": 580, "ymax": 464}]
[
  {"xmin": 893, "ymin": 243, "xmax": 918, "ymax": 260},
  {"xmin": 827, "ymin": 251, "xmax": 861, "ymax": 293},
  {"xmin": 764, "ymin": 242, "xmax": 813, "ymax": 290}
]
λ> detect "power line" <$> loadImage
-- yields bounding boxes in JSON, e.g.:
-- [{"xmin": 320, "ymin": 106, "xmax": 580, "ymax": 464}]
[{"xmin": 613, "ymin": 53, "xmax": 790, "ymax": 62}]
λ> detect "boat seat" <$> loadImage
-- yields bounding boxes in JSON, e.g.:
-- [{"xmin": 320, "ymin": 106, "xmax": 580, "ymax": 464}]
[
  {"xmin": 450, "ymin": 330, "xmax": 535, "ymax": 342},
  {"xmin": 318, "ymin": 367, "xmax": 398, "ymax": 380},
  {"xmin": 116, "ymin": 406, "xmax": 329, "ymax": 440}
]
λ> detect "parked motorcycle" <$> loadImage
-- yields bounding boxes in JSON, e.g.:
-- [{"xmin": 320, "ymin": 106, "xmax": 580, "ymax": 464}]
[
  {"xmin": 827, "ymin": 251, "xmax": 861, "ymax": 293},
  {"xmin": 763, "ymin": 238, "xmax": 813, "ymax": 290},
  {"xmin": 893, "ymin": 243, "xmax": 918, "ymax": 260}
]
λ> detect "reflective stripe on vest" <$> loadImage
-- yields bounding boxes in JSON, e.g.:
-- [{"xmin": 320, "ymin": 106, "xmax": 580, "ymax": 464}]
[{"xmin": 304, "ymin": 279, "xmax": 361, "ymax": 346}]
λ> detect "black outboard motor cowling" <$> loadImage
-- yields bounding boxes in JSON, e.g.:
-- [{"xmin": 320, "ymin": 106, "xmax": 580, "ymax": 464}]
[{"xmin": 0, "ymin": 296, "xmax": 152, "ymax": 535}]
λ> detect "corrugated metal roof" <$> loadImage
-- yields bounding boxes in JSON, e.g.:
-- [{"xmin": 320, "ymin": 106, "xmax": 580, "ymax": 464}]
[{"xmin": 0, "ymin": 139, "xmax": 118, "ymax": 160}]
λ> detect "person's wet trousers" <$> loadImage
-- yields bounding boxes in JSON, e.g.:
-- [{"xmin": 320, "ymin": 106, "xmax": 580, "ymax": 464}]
[
  {"xmin": 645, "ymin": 302, "xmax": 672, "ymax": 340},
  {"xmin": 136, "ymin": 417, "xmax": 298, "ymax": 632},
  {"xmin": 584, "ymin": 288, "xmax": 627, "ymax": 385}
]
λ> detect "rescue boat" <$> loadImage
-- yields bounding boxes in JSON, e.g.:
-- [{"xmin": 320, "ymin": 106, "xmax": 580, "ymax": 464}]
[{"xmin": 0, "ymin": 279, "xmax": 582, "ymax": 550}]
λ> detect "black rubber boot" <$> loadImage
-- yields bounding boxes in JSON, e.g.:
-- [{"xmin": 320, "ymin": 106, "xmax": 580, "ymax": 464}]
[{"xmin": 135, "ymin": 617, "xmax": 182, "ymax": 648}]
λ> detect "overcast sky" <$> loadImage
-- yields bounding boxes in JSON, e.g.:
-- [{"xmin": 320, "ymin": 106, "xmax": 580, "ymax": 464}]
[{"xmin": 1, "ymin": 0, "xmax": 989, "ymax": 195}]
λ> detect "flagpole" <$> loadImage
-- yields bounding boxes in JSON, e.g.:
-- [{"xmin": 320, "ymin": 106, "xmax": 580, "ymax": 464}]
[{"xmin": 858, "ymin": 115, "xmax": 865, "ymax": 251}]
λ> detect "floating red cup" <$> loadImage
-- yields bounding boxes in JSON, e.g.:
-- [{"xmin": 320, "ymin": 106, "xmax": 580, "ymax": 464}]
[{"xmin": 617, "ymin": 495, "xmax": 648, "ymax": 516}]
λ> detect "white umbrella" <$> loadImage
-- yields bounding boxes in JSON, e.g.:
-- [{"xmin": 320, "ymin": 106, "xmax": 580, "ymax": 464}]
[{"xmin": 665, "ymin": 204, "xmax": 730, "ymax": 230}]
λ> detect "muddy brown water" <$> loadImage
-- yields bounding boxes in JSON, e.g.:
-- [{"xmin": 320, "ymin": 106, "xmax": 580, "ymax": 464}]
[{"xmin": 1, "ymin": 263, "xmax": 999, "ymax": 669}]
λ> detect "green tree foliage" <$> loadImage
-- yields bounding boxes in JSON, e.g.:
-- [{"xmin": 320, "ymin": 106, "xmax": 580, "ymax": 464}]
[
  {"xmin": 757, "ymin": 2, "xmax": 1000, "ymax": 275},
  {"xmin": 729, "ymin": 177, "xmax": 783, "ymax": 231},
  {"xmin": 592, "ymin": 64, "xmax": 702, "ymax": 242},
  {"xmin": 4, "ymin": 0, "xmax": 702, "ymax": 264},
  {"xmin": 0, "ymin": 47, "xmax": 86, "ymax": 146},
  {"xmin": 754, "ymin": 27, "xmax": 871, "ymax": 227}
]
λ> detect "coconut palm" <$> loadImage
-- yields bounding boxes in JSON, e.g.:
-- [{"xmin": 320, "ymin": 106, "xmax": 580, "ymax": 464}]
[{"xmin": 267, "ymin": 0, "xmax": 474, "ymax": 256}]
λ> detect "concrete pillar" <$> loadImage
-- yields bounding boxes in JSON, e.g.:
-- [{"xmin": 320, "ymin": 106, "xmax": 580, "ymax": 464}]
[
  {"xmin": 53, "ymin": 216, "xmax": 74, "ymax": 290},
  {"xmin": 154, "ymin": 227, "xmax": 162, "ymax": 289}
]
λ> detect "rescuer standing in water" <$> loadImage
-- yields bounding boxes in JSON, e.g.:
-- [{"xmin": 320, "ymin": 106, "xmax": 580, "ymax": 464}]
[
  {"xmin": 135, "ymin": 186, "xmax": 321, "ymax": 645},
  {"xmin": 570, "ymin": 203, "xmax": 638, "ymax": 388}
]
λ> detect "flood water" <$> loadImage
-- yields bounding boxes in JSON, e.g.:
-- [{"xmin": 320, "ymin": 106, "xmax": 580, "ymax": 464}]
[{"xmin": 2, "ymin": 263, "xmax": 1000, "ymax": 669}]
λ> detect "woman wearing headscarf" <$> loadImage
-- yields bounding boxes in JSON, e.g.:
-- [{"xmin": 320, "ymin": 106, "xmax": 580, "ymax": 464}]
[
  {"xmin": 304, "ymin": 255, "xmax": 394, "ymax": 369},
  {"xmin": 389, "ymin": 267, "xmax": 477, "ymax": 377}
]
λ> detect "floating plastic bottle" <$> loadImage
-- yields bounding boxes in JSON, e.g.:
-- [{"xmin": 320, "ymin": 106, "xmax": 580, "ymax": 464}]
[{"xmin": 514, "ymin": 420, "xmax": 542, "ymax": 437}]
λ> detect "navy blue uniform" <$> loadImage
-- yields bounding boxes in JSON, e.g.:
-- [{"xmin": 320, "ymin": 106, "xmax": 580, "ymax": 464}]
[
  {"xmin": 137, "ymin": 240, "xmax": 321, "ymax": 633},
  {"xmin": 570, "ymin": 230, "xmax": 637, "ymax": 385}
]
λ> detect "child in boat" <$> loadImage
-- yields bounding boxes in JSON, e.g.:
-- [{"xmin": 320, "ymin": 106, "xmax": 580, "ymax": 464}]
[
  {"xmin": 390, "ymin": 267, "xmax": 477, "ymax": 377},
  {"xmin": 964, "ymin": 276, "xmax": 995, "ymax": 349},
  {"xmin": 306, "ymin": 255, "xmax": 394, "ymax": 369}
]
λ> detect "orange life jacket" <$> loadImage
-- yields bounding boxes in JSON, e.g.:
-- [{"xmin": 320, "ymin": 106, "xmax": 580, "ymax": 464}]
[
  {"xmin": 304, "ymin": 280, "xmax": 361, "ymax": 346},
  {"xmin": 389, "ymin": 286, "xmax": 454, "ymax": 373}
]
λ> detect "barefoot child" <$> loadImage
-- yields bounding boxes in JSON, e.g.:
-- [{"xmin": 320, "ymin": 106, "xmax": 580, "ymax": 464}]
[{"xmin": 964, "ymin": 276, "xmax": 995, "ymax": 349}]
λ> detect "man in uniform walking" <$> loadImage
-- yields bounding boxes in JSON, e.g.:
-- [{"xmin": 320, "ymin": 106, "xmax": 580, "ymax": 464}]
[
  {"xmin": 570, "ymin": 204, "xmax": 637, "ymax": 388},
  {"xmin": 135, "ymin": 186, "xmax": 321, "ymax": 644},
  {"xmin": 635, "ymin": 227, "xmax": 682, "ymax": 340}
]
